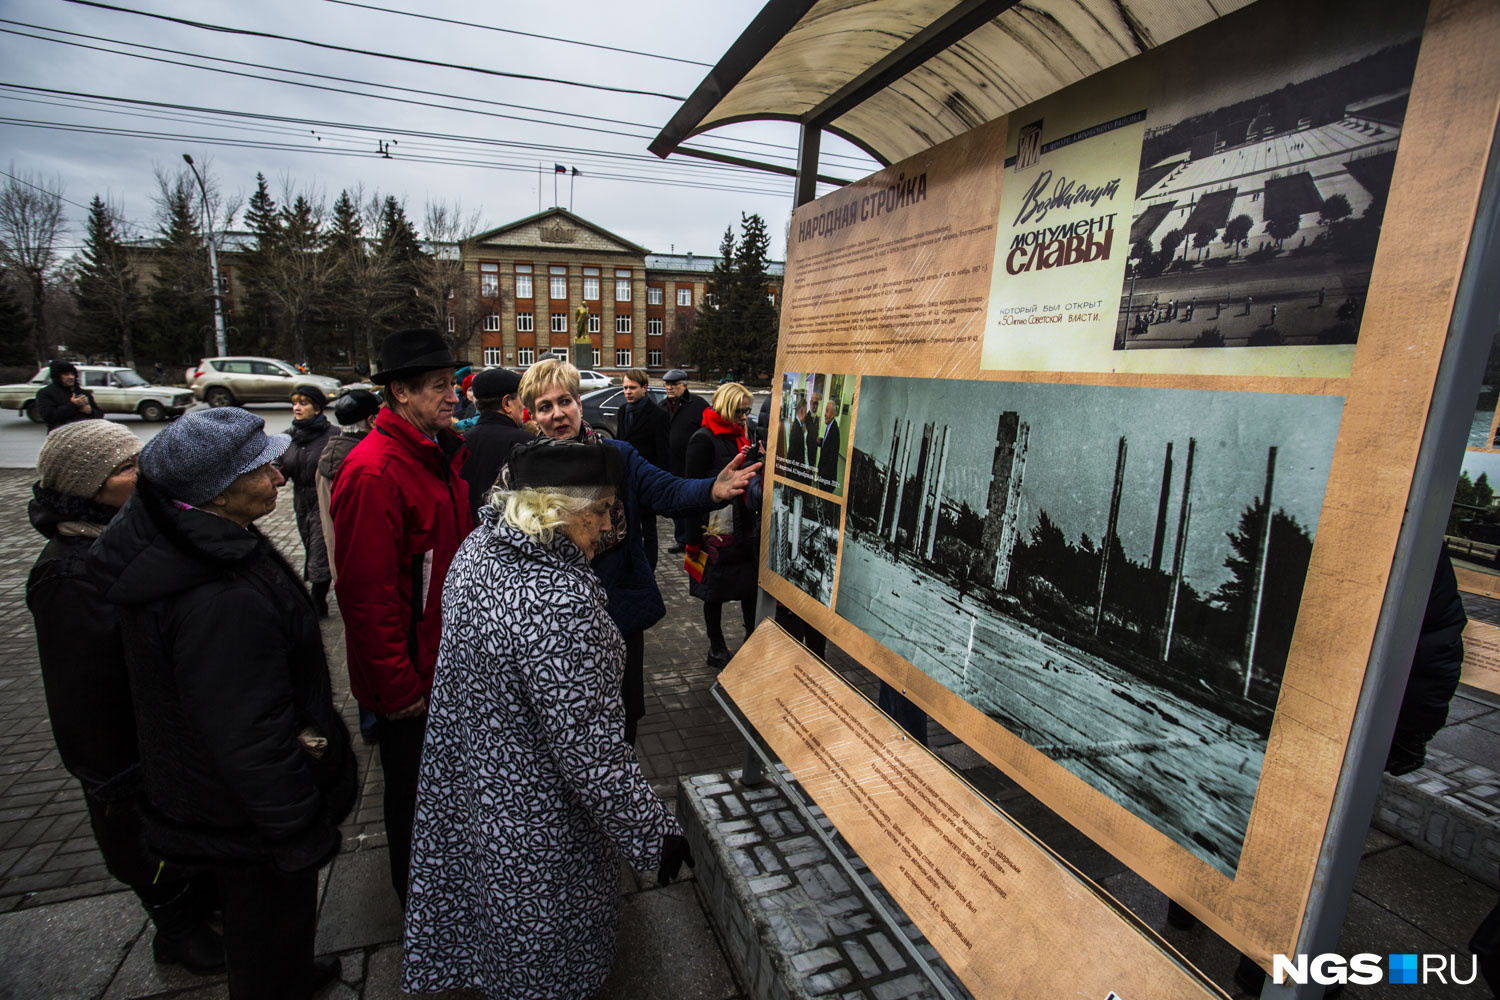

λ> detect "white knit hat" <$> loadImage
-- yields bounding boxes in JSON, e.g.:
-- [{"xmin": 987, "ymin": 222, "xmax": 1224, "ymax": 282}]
[{"xmin": 36, "ymin": 421, "xmax": 142, "ymax": 499}]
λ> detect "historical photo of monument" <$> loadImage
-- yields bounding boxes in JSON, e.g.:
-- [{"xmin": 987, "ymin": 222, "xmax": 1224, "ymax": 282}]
[
  {"xmin": 767, "ymin": 483, "xmax": 840, "ymax": 607},
  {"xmin": 1116, "ymin": 0, "xmax": 1427, "ymax": 352},
  {"xmin": 775, "ymin": 372, "xmax": 854, "ymax": 496},
  {"xmin": 836, "ymin": 376, "xmax": 1344, "ymax": 876}
]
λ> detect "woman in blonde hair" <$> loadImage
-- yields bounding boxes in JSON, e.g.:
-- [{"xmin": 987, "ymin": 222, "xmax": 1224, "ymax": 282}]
[
  {"xmin": 401, "ymin": 438, "xmax": 693, "ymax": 1000},
  {"xmin": 684, "ymin": 382, "xmax": 763, "ymax": 667}
]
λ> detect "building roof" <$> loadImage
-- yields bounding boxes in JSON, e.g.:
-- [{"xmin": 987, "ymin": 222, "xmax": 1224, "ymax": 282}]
[
  {"xmin": 646, "ymin": 252, "xmax": 785, "ymax": 277},
  {"xmin": 651, "ymin": 0, "xmax": 1258, "ymax": 168},
  {"xmin": 468, "ymin": 207, "xmax": 651, "ymax": 256}
]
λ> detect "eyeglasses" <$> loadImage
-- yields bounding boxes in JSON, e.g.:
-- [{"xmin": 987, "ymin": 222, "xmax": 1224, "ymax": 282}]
[{"xmin": 734, "ymin": 407, "xmax": 751, "ymax": 417}]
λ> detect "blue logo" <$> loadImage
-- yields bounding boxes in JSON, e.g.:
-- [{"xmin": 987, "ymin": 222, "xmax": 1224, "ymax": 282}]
[{"xmin": 1388, "ymin": 954, "xmax": 1419, "ymax": 985}]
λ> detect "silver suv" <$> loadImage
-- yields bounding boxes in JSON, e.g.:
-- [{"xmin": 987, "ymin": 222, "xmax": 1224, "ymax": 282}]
[{"xmin": 189, "ymin": 357, "xmax": 343, "ymax": 407}]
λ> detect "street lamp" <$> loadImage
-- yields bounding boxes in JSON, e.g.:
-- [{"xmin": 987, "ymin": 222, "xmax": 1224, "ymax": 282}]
[{"xmin": 182, "ymin": 154, "xmax": 228, "ymax": 356}]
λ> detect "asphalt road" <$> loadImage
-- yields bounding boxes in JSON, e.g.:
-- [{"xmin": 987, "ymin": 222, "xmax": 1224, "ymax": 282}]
[{"xmin": 0, "ymin": 402, "xmax": 293, "ymax": 469}]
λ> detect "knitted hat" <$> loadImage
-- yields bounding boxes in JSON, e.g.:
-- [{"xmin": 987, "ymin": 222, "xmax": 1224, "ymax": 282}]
[
  {"xmin": 291, "ymin": 383, "xmax": 328, "ymax": 410},
  {"xmin": 332, "ymin": 388, "xmax": 381, "ymax": 426},
  {"xmin": 139, "ymin": 408, "xmax": 291, "ymax": 506},
  {"xmin": 36, "ymin": 420, "xmax": 141, "ymax": 499}
]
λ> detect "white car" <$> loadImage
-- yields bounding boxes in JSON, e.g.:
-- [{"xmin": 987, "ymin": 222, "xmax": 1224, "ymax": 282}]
[
  {"xmin": 576, "ymin": 370, "xmax": 614, "ymax": 392},
  {"xmin": 0, "ymin": 365, "xmax": 193, "ymax": 422}
]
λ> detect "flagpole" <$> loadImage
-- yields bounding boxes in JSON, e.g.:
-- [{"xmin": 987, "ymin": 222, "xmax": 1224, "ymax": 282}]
[
  {"xmin": 537, "ymin": 164, "xmax": 542, "ymax": 214},
  {"xmin": 553, "ymin": 168, "xmax": 558, "ymax": 209},
  {"xmin": 570, "ymin": 170, "xmax": 575, "ymax": 212}
]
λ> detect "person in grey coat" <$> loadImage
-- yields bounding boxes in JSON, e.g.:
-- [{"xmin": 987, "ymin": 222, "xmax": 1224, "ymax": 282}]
[
  {"xmin": 401, "ymin": 439, "xmax": 692, "ymax": 1000},
  {"xmin": 278, "ymin": 386, "xmax": 337, "ymax": 615}
]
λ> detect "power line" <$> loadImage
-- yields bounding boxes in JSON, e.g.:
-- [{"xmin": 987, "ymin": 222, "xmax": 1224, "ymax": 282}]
[
  {"xmin": 0, "ymin": 19, "xmax": 879, "ymax": 166},
  {"xmin": 0, "ymin": 166, "xmax": 91, "ymax": 212},
  {"xmin": 59, "ymin": 0, "xmax": 688, "ymax": 101},
  {"xmin": 321, "ymin": 0, "xmax": 714, "ymax": 68}
]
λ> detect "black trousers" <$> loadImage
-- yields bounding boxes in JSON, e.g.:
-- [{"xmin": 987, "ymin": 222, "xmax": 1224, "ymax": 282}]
[
  {"xmin": 622, "ymin": 630, "xmax": 645, "ymax": 745},
  {"xmin": 641, "ymin": 513, "xmax": 659, "ymax": 571},
  {"xmin": 219, "ymin": 864, "xmax": 318, "ymax": 999},
  {"xmin": 376, "ymin": 714, "xmax": 427, "ymax": 906},
  {"xmin": 704, "ymin": 599, "xmax": 756, "ymax": 651}
]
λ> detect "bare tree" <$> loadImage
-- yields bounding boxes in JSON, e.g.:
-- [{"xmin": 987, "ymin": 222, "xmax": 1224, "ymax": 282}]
[
  {"xmin": 417, "ymin": 201, "xmax": 483, "ymax": 361},
  {"xmin": 0, "ymin": 166, "xmax": 66, "ymax": 364}
]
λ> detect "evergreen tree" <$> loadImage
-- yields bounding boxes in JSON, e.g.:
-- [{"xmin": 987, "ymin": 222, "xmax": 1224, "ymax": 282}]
[
  {"xmin": 144, "ymin": 175, "xmax": 211, "ymax": 364},
  {"xmin": 731, "ymin": 212, "xmax": 778, "ymax": 379},
  {"xmin": 686, "ymin": 226, "xmax": 734, "ymax": 374},
  {"xmin": 1211, "ymin": 499, "xmax": 1315, "ymax": 681},
  {"xmin": 264, "ymin": 193, "xmax": 328, "ymax": 364},
  {"xmin": 0, "ymin": 267, "xmax": 33, "ymax": 365},
  {"xmin": 73, "ymin": 195, "xmax": 143, "ymax": 366},
  {"xmin": 325, "ymin": 189, "xmax": 401, "ymax": 374},
  {"xmin": 376, "ymin": 196, "xmax": 426, "ymax": 331},
  {"xmin": 238, "ymin": 173, "xmax": 283, "ymax": 354}
]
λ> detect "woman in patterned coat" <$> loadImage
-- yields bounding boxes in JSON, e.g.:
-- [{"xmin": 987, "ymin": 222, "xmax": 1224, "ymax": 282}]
[{"xmin": 401, "ymin": 439, "xmax": 693, "ymax": 1000}]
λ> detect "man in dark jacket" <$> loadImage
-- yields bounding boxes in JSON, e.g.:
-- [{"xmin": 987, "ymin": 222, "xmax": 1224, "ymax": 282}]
[
  {"xmin": 332, "ymin": 329, "xmax": 469, "ymax": 907},
  {"xmin": 460, "ymin": 367, "xmax": 534, "ymax": 522},
  {"xmin": 618, "ymin": 368, "xmax": 669, "ymax": 568},
  {"xmin": 803, "ymin": 389, "xmax": 821, "ymax": 472},
  {"xmin": 27, "ymin": 420, "xmax": 223, "ymax": 974},
  {"xmin": 662, "ymin": 368, "xmax": 709, "ymax": 553},
  {"xmin": 36, "ymin": 360, "xmax": 103, "ymax": 431},
  {"xmin": 816, "ymin": 397, "xmax": 841, "ymax": 488},
  {"xmin": 1387, "ymin": 544, "xmax": 1468, "ymax": 774},
  {"xmin": 786, "ymin": 398, "xmax": 808, "ymax": 478},
  {"xmin": 521, "ymin": 359, "xmax": 759, "ymax": 742},
  {"xmin": 90, "ymin": 408, "xmax": 355, "ymax": 998}
]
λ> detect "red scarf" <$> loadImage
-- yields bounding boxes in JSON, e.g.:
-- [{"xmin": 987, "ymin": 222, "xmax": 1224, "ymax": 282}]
[{"xmin": 702, "ymin": 407, "xmax": 749, "ymax": 451}]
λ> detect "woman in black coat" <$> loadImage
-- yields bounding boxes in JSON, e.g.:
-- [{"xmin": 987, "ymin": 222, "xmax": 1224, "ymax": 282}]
[
  {"xmin": 26, "ymin": 420, "xmax": 223, "ymax": 973},
  {"xmin": 279, "ymin": 384, "xmax": 337, "ymax": 615},
  {"xmin": 684, "ymin": 383, "xmax": 762, "ymax": 668},
  {"xmin": 90, "ymin": 407, "xmax": 356, "ymax": 1000}
]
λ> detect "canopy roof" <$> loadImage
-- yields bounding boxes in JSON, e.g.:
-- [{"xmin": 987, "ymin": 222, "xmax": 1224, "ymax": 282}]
[{"xmin": 652, "ymin": 0, "xmax": 1259, "ymax": 171}]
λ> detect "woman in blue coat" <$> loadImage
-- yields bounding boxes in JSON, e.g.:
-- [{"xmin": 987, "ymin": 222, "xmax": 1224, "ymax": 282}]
[{"xmin": 518, "ymin": 359, "xmax": 761, "ymax": 742}]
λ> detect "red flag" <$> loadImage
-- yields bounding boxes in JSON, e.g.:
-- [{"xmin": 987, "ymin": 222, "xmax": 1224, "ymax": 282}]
[{"xmin": 554, "ymin": 163, "xmax": 567, "ymax": 174}]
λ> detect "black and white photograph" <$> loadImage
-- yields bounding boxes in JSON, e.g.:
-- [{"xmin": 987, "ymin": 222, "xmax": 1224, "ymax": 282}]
[
  {"xmin": 836, "ymin": 376, "xmax": 1345, "ymax": 876},
  {"xmin": 1116, "ymin": 0, "xmax": 1427, "ymax": 352},
  {"xmin": 766, "ymin": 482, "xmax": 840, "ymax": 607},
  {"xmin": 775, "ymin": 371, "xmax": 853, "ymax": 496}
]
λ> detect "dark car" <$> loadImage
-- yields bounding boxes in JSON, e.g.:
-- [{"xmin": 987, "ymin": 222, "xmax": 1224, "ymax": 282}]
[{"xmin": 579, "ymin": 385, "xmax": 667, "ymax": 438}]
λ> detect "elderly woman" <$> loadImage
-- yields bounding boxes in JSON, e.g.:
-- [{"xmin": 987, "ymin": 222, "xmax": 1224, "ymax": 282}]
[
  {"xmin": 26, "ymin": 421, "xmax": 222, "ymax": 973},
  {"xmin": 401, "ymin": 438, "xmax": 692, "ymax": 1000},
  {"xmin": 519, "ymin": 358, "xmax": 760, "ymax": 742},
  {"xmin": 685, "ymin": 382, "xmax": 763, "ymax": 668},
  {"xmin": 279, "ymin": 384, "xmax": 337, "ymax": 615},
  {"xmin": 90, "ymin": 408, "xmax": 355, "ymax": 1000}
]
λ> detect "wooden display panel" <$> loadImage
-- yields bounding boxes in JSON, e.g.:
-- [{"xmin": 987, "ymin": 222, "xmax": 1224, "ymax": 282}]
[
  {"xmin": 758, "ymin": 0, "xmax": 1500, "ymax": 969},
  {"xmin": 721, "ymin": 623, "xmax": 1226, "ymax": 1000}
]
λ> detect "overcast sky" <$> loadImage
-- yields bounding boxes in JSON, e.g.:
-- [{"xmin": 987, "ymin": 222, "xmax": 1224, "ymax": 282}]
[{"xmin": 0, "ymin": 0, "xmax": 881, "ymax": 263}]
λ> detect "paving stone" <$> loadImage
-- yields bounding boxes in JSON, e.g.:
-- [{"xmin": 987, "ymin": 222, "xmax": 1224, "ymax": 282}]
[
  {"xmin": 597, "ymin": 881, "xmax": 739, "ymax": 999},
  {"xmin": 315, "ymin": 847, "xmax": 404, "ymax": 955},
  {"xmin": 102, "ymin": 919, "xmax": 227, "ymax": 1000},
  {"xmin": 0, "ymin": 890, "xmax": 144, "ymax": 1000}
]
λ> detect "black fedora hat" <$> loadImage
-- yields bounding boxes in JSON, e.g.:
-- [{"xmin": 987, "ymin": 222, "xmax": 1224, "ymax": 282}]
[{"xmin": 371, "ymin": 329, "xmax": 458, "ymax": 385}]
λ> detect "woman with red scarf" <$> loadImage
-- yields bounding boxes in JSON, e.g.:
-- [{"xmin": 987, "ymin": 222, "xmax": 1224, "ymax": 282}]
[{"xmin": 684, "ymin": 383, "xmax": 763, "ymax": 668}]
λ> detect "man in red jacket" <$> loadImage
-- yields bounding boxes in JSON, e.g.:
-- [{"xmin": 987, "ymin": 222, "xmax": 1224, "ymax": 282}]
[{"xmin": 332, "ymin": 329, "xmax": 470, "ymax": 906}]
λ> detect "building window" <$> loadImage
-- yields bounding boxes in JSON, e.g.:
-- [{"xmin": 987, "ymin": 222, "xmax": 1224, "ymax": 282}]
[
  {"xmin": 705, "ymin": 292, "xmax": 718, "ymax": 307},
  {"xmin": 514, "ymin": 264, "xmax": 532, "ymax": 299},
  {"xmin": 583, "ymin": 267, "xmax": 600, "ymax": 301},
  {"xmin": 648, "ymin": 349, "xmax": 662, "ymax": 367},
  {"xmin": 615, "ymin": 315, "xmax": 631, "ymax": 334},
  {"xmin": 483, "ymin": 313, "xmax": 500, "ymax": 332},
  {"xmin": 550, "ymin": 312, "xmax": 567, "ymax": 333},
  {"xmin": 768, "ymin": 292, "xmax": 777, "ymax": 305},
  {"xmin": 483, "ymin": 347, "xmax": 501, "ymax": 366},
  {"xmin": 647, "ymin": 317, "xmax": 663, "ymax": 336},
  {"xmin": 517, "ymin": 347, "xmax": 534, "ymax": 365},
  {"xmin": 592, "ymin": 348, "xmax": 602, "ymax": 367},
  {"xmin": 552, "ymin": 348, "xmax": 569, "ymax": 362},
  {"xmin": 647, "ymin": 285, "xmax": 663, "ymax": 305},
  {"xmin": 588, "ymin": 313, "xmax": 600, "ymax": 334},
  {"xmin": 677, "ymin": 287, "xmax": 692, "ymax": 306},
  {"xmin": 615, "ymin": 269, "xmax": 631, "ymax": 301},
  {"xmin": 616, "ymin": 349, "xmax": 631, "ymax": 367},
  {"xmin": 516, "ymin": 311, "xmax": 534, "ymax": 332},
  {"xmin": 549, "ymin": 265, "xmax": 567, "ymax": 300},
  {"xmin": 446, "ymin": 315, "xmax": 455, "ymax": 333},
  {"xmin": 480, "ymin": 262, "xmax": 498, "ymax": 297}
]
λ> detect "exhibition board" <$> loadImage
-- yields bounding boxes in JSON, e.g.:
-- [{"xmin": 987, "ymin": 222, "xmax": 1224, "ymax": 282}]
[{"xmin": 749, "ymin": 0, "xmax": 1500, "ymax": 974}]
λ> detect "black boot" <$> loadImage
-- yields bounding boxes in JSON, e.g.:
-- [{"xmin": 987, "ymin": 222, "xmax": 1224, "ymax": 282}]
[
  {"xmin": 149, "ymin": 886, "xmax": 226, "ymax": 974},
  {"xmin": 706, "ymin": 645, "xmax": 731, "ymax": 669},
  {"xmin": 311, "ymin": 580, "xmax": 330, "ymax": 618}
]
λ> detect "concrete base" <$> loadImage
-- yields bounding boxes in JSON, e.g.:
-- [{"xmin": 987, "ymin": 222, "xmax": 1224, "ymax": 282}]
[
  {"xmin": 678, "ymin": 770, "xmax": 968, "ymax": 1000},
  {"xmin": 1374, "ymin": 746, "xmax": 1500, "ymax": 889}
]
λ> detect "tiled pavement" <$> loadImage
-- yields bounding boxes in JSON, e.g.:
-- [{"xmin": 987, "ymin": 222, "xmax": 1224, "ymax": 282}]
[{"xmin": 1, "ymin": 465, "xmax": 1498, "ymax": 999}]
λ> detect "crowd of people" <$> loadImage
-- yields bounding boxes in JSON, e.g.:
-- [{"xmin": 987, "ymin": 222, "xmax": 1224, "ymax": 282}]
[{"xmin": 22, "ymin": 329, "xmax": 763, "ymax": 1000}]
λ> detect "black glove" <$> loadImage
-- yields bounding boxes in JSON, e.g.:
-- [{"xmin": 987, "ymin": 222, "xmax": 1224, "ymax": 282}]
[{"xmin": 657, "ymin": 834, "xmax": 695, "ymax": 885}]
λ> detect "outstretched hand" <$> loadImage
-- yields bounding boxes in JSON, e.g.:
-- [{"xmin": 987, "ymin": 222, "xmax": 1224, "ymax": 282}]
[{"xmin": 711, "ymin": 448, "xmax": 763, "ymax": 503}]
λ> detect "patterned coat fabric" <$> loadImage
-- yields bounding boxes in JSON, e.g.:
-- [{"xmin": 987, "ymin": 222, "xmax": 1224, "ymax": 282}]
[{"xmin": 400, "ymin": 508, "xmax": 679, "ymax": 1000}]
